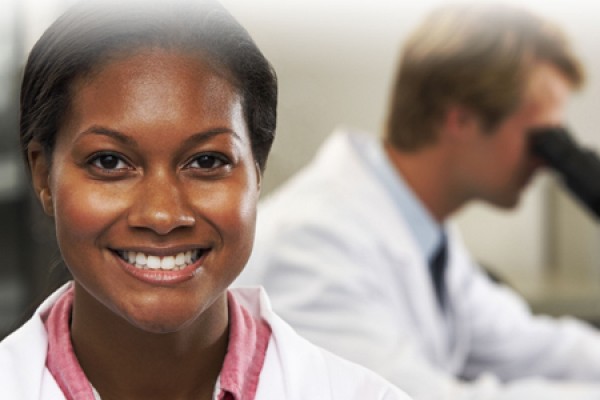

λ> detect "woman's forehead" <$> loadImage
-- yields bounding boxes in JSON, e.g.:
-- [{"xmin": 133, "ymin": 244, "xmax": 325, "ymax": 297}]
[{"xmin": 64, "ymin": 50, "xmax": 245, "ymax": 137}]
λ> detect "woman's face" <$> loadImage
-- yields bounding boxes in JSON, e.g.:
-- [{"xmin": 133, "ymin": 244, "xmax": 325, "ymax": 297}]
[{"xmin": 30, "ymin": 49, "xmax": 260, "ymax": 333}]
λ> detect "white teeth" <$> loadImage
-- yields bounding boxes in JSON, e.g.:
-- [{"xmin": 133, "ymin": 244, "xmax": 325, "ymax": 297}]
[
  {"xmin": 118, "ymin": 250, "xmax": 201, "ymax": 271},
  {"xmin": 161, "ymin": 256, "xmax": 175, "ymax": 270},
  {"xmin": 135, "ymin": 253, "xmax": 147, "ymax": 266},
  {"xmin": 147, "ymin": 256, "xmax": 161, "ymax": 269}
]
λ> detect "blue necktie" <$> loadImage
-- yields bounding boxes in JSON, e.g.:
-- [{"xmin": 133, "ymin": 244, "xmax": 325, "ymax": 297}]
[{"xmin": 429, "ymin": 232, "xmax": 448, "ymax": 309}]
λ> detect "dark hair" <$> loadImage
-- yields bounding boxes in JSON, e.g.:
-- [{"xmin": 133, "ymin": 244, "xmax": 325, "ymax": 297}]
[{"xmin": 20, "ymin": 0, "xmax": 277, "ymax": 172}]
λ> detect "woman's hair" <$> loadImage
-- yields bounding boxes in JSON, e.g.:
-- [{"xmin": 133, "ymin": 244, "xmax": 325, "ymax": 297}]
[
  {"xmin": 386, "ymin": 2, "xmax": 584, "ymax": 151},
  {"xmin": 20, "ymin": 0, "xmax": 277, "ymax": 172}
]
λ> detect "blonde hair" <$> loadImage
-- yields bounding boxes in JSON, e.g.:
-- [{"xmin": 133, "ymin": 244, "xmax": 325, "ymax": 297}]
[{"xmin": 386, "ymin": 3, "xmax": 584, "ymax": 150}]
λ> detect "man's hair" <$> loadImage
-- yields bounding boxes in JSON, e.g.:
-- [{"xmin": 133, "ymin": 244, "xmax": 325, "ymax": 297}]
[{"xmin": 385, "ymin": 3, "xmax": 583, "ymax": 151}]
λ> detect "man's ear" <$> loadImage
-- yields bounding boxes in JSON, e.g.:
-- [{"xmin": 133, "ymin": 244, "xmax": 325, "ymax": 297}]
[
  {"xmin": 442, "ymin": 104, "xmax": 482, "ymax": 142},
  {"xmin": 28, "ymin": 141, "xmax": 54, "ymax": 217}
]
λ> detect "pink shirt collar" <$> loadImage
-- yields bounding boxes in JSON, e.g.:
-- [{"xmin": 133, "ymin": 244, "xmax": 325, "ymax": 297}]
[{"xmin": 43, "ymin": 286, "xmax": 271, "ymax": 400}]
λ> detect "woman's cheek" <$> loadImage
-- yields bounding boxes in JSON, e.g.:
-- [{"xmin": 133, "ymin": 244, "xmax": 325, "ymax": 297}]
[{"xmin": 53, "ymin": 181, "xmax": 128, "ymax": 241}]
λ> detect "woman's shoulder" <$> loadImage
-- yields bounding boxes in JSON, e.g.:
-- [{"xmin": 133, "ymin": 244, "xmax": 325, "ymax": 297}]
[
  {"xmin": 0, "ymin": 284, "xmax": 72, "ymax": 376},
  {"xmin": 231, "ymin": 287, "xmax": 411, "ymax": 400},
  {"xmin": 0, "ymin": 304, "xmax": 62, "ymax": 398}
]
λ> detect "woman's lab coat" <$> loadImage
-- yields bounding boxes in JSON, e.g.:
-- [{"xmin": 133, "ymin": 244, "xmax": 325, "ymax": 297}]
[
  {"xmin": 236, "ymin": 130, "xmax": 600, "ymax": 400},
  {"xmin": 0, "ymin": 283, "xmax": 408, "ymax": 400}
]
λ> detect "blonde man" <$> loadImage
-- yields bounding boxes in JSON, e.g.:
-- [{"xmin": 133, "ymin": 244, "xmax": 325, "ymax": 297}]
[{"xmin": 237, "ymin": 3, "xmax": 600, "ymax": 399}]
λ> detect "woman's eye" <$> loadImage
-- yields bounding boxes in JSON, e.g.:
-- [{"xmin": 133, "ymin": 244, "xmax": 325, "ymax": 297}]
[
  {"xmin": 188, "ymin": 154, "xmax": 229, "ymax": 170},
  {"xmin": 89, "ymin": 153, "xmax": 129, "ymax": 171}
]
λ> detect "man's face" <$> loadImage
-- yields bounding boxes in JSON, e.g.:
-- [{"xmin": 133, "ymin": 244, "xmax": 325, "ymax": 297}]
[{"xmin": 460, "ymin": 62, "xmax": 573, "ymax": 208}]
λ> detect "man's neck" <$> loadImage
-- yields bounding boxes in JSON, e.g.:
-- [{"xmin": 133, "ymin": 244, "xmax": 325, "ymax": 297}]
[{"xmin": 384, "ymin": 140, "xmax": 466, "ymax": 222}]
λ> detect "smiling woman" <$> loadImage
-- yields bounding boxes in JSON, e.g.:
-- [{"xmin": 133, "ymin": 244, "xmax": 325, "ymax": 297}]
[
  {"xmin": 0, "ymin": 1, "xmax": 410, "ymax": 399},
  {"xmin": 39, "ymin": 48, "xmax": 257, "ymax": 335}
]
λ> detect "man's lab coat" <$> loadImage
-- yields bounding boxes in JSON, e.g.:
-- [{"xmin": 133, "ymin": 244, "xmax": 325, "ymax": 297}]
[
  {"xmin": 0, "ymin": 283, "xmax": 408, "ymax": 400},
  {"xmin": 236, "ymin": 130, "xmax": 600, "ymax": 400}
]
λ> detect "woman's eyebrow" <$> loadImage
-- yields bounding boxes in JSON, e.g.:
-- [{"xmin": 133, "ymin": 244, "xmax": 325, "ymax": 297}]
[
  {"xmin": 181, "ymin": 129, "xmax": 242, "ymax": 148},
  {"xmin": 77, "ymin": 125, "xmax": 138, "ymax": 147},
  {"xmin": 76, "ymin": 126, "xmax": 241, "ymax": 148}
]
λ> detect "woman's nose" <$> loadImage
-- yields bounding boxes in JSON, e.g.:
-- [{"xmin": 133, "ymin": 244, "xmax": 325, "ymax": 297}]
[{"xmin": 127, "ymin": 171, "xmax": 195, "ymax": 235}]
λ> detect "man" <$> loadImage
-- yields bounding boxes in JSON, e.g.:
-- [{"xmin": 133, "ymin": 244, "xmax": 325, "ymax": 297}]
[{"xmin": 236, "ymin": 3, "xmax": 600, "ymax": 399}]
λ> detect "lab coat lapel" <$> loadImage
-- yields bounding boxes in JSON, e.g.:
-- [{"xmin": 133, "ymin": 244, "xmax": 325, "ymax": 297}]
[
  {"xmin": 396, "ymin": 230, "xmax": 450, "ymax": 366},
  {"xmin": 0, "ymin": 284, "xmax": 69, "ymax": 399},
  {"xmin": 442, "ymin": 226, "xmax": 473, "ymax": 374},
  {"xmin": 233, "ymin": 287, "xmax": 337, "ymax": 399},
  {"xmin": 331, "ymin": 131, "xmax": 451, "ymax": 367}
]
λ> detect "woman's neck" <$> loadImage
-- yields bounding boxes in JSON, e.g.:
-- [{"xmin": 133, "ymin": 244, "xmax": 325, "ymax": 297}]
[{"xmin": 70, "ymin": 285, "xmax": 229, "ymax": 400}]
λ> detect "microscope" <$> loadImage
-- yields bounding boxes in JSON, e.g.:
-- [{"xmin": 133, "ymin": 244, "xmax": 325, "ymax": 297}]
[{"xmin": 530, "ymin": 127, "xmax": 600, "ymax": 219}]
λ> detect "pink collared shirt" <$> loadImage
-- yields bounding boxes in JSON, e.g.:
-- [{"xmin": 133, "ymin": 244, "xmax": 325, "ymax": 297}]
[{"xmin": 43, "ymin": 286, "xmax": 271, "ymax": 400}]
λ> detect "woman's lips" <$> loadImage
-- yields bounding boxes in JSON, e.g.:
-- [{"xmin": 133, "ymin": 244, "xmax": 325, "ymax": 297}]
[
  {"xmin": 112, "ymin": 248, "xmax": 209, "ymax": 285},
  {"xmin": 116, "ymin": 249, "xmax": 202, "ymax": 271}
]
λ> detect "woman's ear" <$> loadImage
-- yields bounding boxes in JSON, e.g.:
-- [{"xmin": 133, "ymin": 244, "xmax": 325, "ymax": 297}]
[
  {"xmin": 28, "ymin": 141, "xmax": 54, "ymax": 217},
  {"xmin": 254, "ymin": 162, "xmax": 262, "ymax": 192}
]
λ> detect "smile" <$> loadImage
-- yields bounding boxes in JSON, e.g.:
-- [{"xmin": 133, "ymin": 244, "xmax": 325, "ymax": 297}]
[{"xmin": 115, "ymin": 249, "xmax": 203, "ymax": 271}]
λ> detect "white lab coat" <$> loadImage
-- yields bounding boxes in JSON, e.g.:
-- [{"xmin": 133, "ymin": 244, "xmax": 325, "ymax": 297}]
[
  {"xmin": 0, "ymin": 282, "xmax": 409, "ymax": 400},
  {"xmin": 236, "ymin": 130, "xmax": 600, "ymax": 400}
]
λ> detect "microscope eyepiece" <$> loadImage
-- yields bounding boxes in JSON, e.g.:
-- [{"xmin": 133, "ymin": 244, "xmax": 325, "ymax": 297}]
[{"xmin": 530, "ymin": 127, "xmax": 600, "ymax": 219}]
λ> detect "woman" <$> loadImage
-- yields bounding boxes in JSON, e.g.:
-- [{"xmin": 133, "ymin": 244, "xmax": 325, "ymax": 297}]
[{"xmin": 0, "ymin": 1, "xmax": 409, "ymax": 399}]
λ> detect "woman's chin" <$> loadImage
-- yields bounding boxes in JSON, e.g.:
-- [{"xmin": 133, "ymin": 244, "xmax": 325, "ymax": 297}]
[
  {"xmin": 121, "ymin": 307, "xmax": 203, "ymax": 335},
  {"xmin": 116, "ymin": 294, "xmax": 226, "ymax": 335}
]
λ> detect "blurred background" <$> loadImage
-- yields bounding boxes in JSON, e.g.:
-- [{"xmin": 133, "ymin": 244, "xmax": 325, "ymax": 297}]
[{"xmin": 2, "ymin": 0, "xmax": 600, "ymax": 337}]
